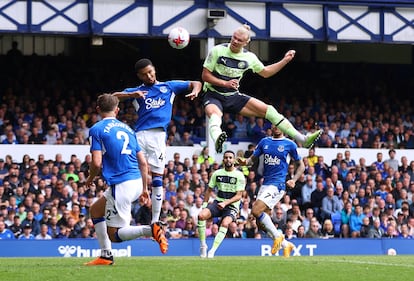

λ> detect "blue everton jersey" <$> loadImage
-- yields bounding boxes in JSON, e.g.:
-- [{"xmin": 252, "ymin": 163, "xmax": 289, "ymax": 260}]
[
  {"xmin": 89, "ymin": 117, "xmax": 141, "ymax": 185},
  {"xmin": 124, "ymin": 80, "xmax": 190, "ymax": 131},
  {"xmin": 253, "ymin": 136, "xmax": 301, "ymax": 188}
]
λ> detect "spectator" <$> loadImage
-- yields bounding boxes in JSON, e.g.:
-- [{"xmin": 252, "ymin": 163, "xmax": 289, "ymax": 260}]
[
  {"xmin": 78, "ymin": 226, "xmax": 93, "ymax": 239},
  {"xmin": 166, "ymin": 216, "xmax": 182, "ymax": 239},
  {"xmin": 35, "ymin": 223, "xmax": 52, "ymax": 239},
  {"xmin": 305, "ymin": 148, "xmax": 318, "ymax": 167},
  {"xmin": 385, "ymin": 149, "xmax": 399, "ymax": 172},
  {"xmin": 320, "ymin": 187, "xmax": 342, "ymax": 222},
  {"xmin": 226, "ymin": 221, "xmax": 243, "ymax": 238},
  {"xmin": 398, "ymin": 223, "xmax": 413, "ymax": 239},
  {"xmin": 176, "ymin": 131, "xmax": 194, "ymax": 146},
  {"xmin": 197, "ymin": 146, "xmax": 214, "ymax": 166},
  {"xmin": 21, "ymin": 210, "xmax": 40, "ymax": 236},
  {"xmin": 359, "ymin": 216, "xmax": 371, "ymax": 238},
  {"xmin": 183, "ymin": 218, "xmax": 196, "ymax": 238},
  {"xmin": 306, "ymin": 220, "xmax": 322, "ymax": 238},
  {"xmin": 175, "ymin": 209, "xmax": 189, "ymax": 230},
  {"xmin": 383, "ymin": 224, "xmax": 398, "ymax": 238},
  {"xmin": 349, "ymin": 204, "xmax": 365, "ymax": 238},
  {"xmin": 233, "ymin": 114, "xmax": 248, "ymax": 138},
  {"xmin": 301, "ymin": 175, "xmax": 316, "ymax": 211},
  {"xmin": 310, "ymin": 180, "xmax": 326, "ymax": 222},
  {"xmin": 18, "ymin": 223, "xmax": 35, "ymax": 240},
  {"xmin": 368, "ymin": 219, "xmax": 384, "ymax": 238},
  {"xmin": 296, "ymin": 225, "xmax": 306, "ymax": 238},
  {"xmin": 8, "ymin": 216, "xmax": 22, "ymax": 238},
  {"xmin": 343, "ymin": 150, "xmax": 356, "ymax": 169},
  {"xmin": 314, "ymin": 155, "xmax": 330, "ymax": 180},
  {"xmin": 321, "ymin": 219, "xmax": 336, "ymax": 238},
  {"xmin": 372, "ymin": 152, "xmax": 385, "ymax": 174},
  {"xmin": 47, "ymin": 216, "xmax": 60, "ymax": 238}
]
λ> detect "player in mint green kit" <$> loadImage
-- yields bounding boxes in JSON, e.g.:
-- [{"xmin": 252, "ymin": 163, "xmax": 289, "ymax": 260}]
[
  {"xmin": 198, "ymin": 150, "xmax": 245, "ymax": 258},
  {"xmin": 202, "ymin": 24, "xmax": 322, "ymax": 153}
]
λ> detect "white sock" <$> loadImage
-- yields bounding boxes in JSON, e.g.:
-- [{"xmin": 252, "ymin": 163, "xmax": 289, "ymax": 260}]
[
  {"xmin": 259, "ymin": 212, "xmax": 281, "ymax": 238},
  {"xmin": 151, "ymin": 185, "xmax": 163, "ymax": 223},
  {"xmin": 94, "ymin": 220, "xmax": 112, "ymax": 256},
  {"xmin": 117, "ymin": 225, "xmax": 152, "ymax": 241},
  {"xmin": 209, "ymin": 114, "xmax": 222, "ymax": 142},
  {"xmin": 281, "ymin": 240, "xmax": 289, "ymax": 248}
]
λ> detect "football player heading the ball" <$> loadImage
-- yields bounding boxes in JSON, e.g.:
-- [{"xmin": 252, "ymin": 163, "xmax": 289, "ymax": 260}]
[
  {"xmin": 237, "ymin": 125, "xmax": 305, "ymax": 257},
  {"xmin": 201, "ymin": 24, "xmax": 322, "ymax": 153},
  {"xmin": 112, "ymin": 59, "xmax": 202, "ymax": 225}
]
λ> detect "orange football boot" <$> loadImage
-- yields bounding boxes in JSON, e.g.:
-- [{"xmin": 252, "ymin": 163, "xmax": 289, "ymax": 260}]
[
  {"xmin": 84, "ymin": 256, "xmax": 114, "ymax": 266},
  {"xmin": 151, "ymin": 222, "xmax": 169, "ymax": 254}
]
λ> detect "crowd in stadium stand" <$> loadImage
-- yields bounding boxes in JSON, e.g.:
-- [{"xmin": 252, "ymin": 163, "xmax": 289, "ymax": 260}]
[{"xmin": 1, "ymin": 54, "xmax": 414, "ymax": 240}]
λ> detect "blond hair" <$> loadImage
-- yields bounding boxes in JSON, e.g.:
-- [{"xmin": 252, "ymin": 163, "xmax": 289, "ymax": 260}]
[{"xmin": 235, "ymin": 24, "xmax": 251, "ymax": 42}]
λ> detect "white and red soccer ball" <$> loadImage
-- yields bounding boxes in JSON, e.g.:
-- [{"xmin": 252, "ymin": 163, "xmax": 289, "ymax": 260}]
[{"xmin": 168, "ymin": 27, "xmax": 190, "ymax": 49}]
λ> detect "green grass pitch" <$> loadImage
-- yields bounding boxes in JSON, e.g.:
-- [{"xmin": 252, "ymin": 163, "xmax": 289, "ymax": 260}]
[{"xmin": 1, "ymin": 256, "xmax": 413, "ymax": 281}]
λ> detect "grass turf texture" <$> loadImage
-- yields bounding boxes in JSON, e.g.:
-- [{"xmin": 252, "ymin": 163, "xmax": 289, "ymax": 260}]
[{"xmin": 1, "ymin": 256, "xmax": 413, "ymax": 281}]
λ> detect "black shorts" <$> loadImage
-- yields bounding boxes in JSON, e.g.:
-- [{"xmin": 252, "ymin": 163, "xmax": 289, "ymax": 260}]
[
  {"xmin": 202, "ymin": 90, "xmax": 251, "ymax": 114},
  {"xmin": 206, "ymin": 200, "xmax": 239, "ymax": 221}
]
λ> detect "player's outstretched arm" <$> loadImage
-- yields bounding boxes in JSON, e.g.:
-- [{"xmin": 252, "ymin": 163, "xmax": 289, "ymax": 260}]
[
  {"xmin": 185, "ymin": 81, "xmax": 202, "ymax": 100},
  {"xmin": 286, "ymin": 158, "xmax": 305, "ymax": 189},
  {"xmin": 258, "ymin": 50, "xmax": 296, "ymax": 78},
  {"xmin": 112, "ymin": 91, "xmax": 146, "ymax": 100}
]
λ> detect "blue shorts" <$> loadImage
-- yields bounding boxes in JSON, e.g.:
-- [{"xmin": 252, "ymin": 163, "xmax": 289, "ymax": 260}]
[{"xmin": 202, "ymin": 90, "xmax": 250, "ymax": 114}]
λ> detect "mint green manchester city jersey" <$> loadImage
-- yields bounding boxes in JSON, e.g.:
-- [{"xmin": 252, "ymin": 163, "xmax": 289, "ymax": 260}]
[
  {"xmin": 203, "ymin": 43, "xmax": 265, "ymax": 95},
  {"xmin": 208, "ymin": 168, "xmax": 246, "ymax": 210}
]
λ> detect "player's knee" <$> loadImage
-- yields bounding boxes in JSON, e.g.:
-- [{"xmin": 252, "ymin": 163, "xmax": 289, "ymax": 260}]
[
  {"xmin": 251, "ymin": 207, "xmax": 262, "ymax": 218},
  {"xmin": 198, "ymin": 211, "xmax": 209, "ymax": 221},
  {"xmin": 109, "ymin": 228, "xmax": 122, "ymax": 243}
]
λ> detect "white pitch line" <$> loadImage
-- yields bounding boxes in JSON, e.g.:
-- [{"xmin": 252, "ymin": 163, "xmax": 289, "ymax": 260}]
[{"xmin": 302, "ymin": 258, "xmax": 414, "ymax": 268}]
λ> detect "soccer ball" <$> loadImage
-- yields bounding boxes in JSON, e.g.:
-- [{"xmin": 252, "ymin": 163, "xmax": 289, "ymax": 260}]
[
  {"xmin": 168, "ymin": 27, "xmax": 190, "ymax": 49},
  {"xmin": 387, "ymin": 248, "xmax": 397, "ymax": 255}
]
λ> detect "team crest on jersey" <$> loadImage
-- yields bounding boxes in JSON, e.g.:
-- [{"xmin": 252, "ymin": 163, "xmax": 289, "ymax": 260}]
[
  {"xmin": 264, "ymin": 145, "xmax": 268, "ymax": 150},
  {"xmin": 278, "ymin": 145, "xmax": 285, "ymax": 152},
  {"xmin": 238, "ymin": 61, "xmax": 246, "ymax": 69},
  {"xmin": 159, "ymin": 86, "xmax": 168, "ymax": 93}
]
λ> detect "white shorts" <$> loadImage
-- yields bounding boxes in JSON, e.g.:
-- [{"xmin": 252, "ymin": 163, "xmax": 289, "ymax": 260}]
[
  {"xmin": 103, "ymin": 179, "xmax": 143, "ymax": 228},
  {"xmin": 256, "ymin": 185, "xmax": 285, "ymax": 210},
  {"xmin": 136, "ymin": 129, "xmax": 166, "ymax": 175}
]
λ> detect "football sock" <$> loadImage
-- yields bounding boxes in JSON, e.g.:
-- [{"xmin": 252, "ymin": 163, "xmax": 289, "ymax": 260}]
[
  {"xmin": 198, "ymin": 220, "xmax": 207, "ymax": 246},
  {"xmin": 151, "ymin": 183, "xmax": 163, "ymax": 223},
  {"xmin": 117, "ymin": 225, "xmax": 151, "ymax": 241},
  {"xmin": 210, "ymin": 226, "xmax": 227, "ymax": 252},
  {"xmin": 258, "ymin": 212, "xmax": 281, "ymax": 238},
  {"xmin": 93, "ymin": 218, "xmax": 112, "ymax": 256},
  {"xmin": 265, "ymin": 105, "xmax": 305, "ymax": 143},
  {"xmin": 281, "ymin": 239, "xmax": 290, "ymax": 248},
  {"xmin": 209, "ymin": 114, "xmax": 222, "ymax": 142}
]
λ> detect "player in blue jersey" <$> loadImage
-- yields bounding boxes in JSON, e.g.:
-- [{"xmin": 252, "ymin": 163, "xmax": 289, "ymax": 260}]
[
  {"xmin": 84, "ymin": 94, "xmax": 168, "ymax": 266},
  {"xmin": 202, "ymin": 24, "xmax": 322, "ymax": 153},
  {"xmin": 113, "ymin": 59, "xmax": 202, "ymax": 224},
  {"xmin": 238, "ymin": 125, "xmax": 305, "ymax": 257}
]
